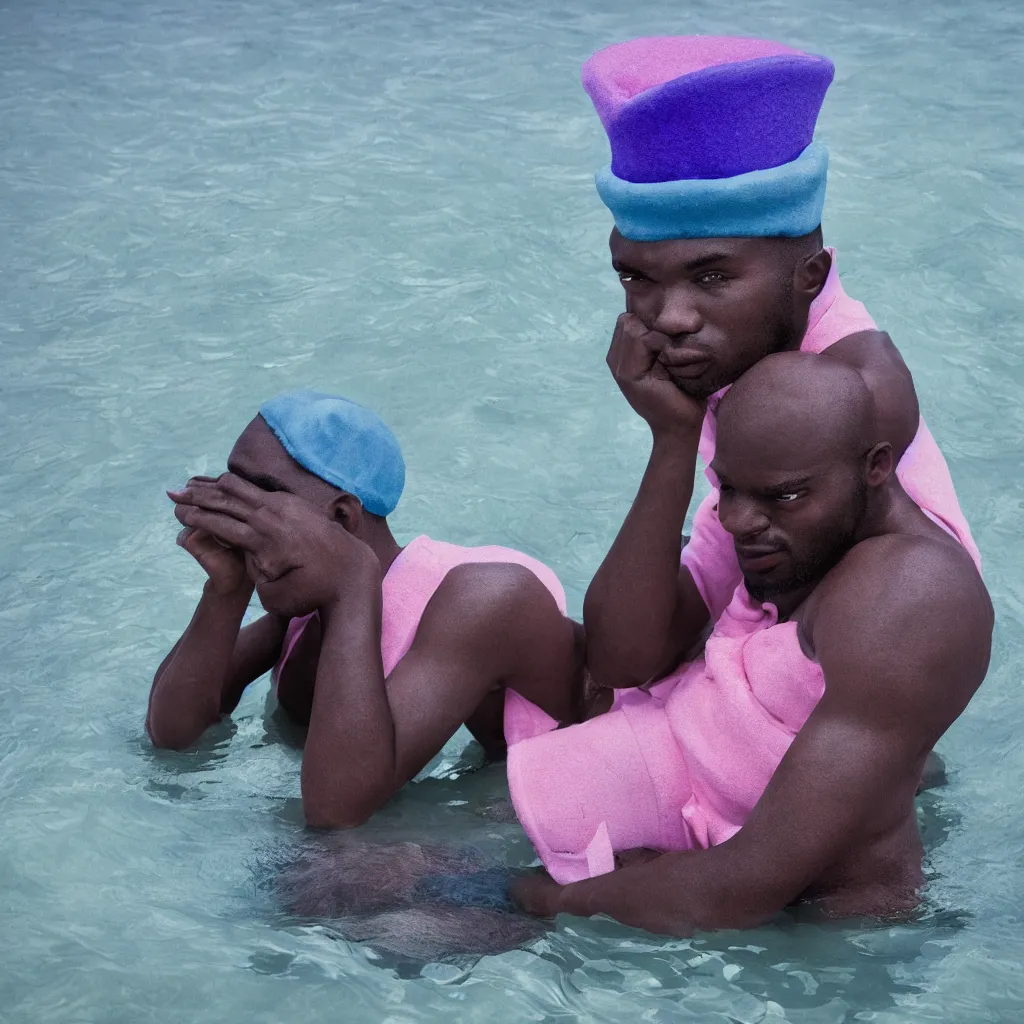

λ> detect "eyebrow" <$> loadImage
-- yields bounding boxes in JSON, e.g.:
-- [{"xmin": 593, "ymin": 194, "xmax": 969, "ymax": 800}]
[
  {"xmin": 679, "ymin": 252, "xmax": 734, "ymax": 272},
  {"xmin": 711, "ymin": 467, "xmax": 814, "ymax": 493},
  {"xmin": 226, "ymin": 462, "xmax": 291, "ymax": 493},
  {"xmin": 611, "ymin": 258, "xmax": 644, "ymax": 275},
  {"xmin": 612, "ymin": 252, "xmax": 736, "ymax": 276},
  {"xmin": 763, "ymin": 476, "xmax": 813, "ymax": 494}
]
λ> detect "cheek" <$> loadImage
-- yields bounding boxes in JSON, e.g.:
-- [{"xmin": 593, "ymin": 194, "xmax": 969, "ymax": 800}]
[
  {"xmin": 797, "ymin": 504, "xmax": 857, "ymax": 554},
  {"xmin": 624, "ymin": 286, "xmax": 659, "ymax": 321}
]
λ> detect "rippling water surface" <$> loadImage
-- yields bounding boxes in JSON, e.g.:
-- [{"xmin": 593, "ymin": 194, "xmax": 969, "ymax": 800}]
[{"xmin": 2, "ymin": 0, "xmax": 1023, "ymax": 1020}]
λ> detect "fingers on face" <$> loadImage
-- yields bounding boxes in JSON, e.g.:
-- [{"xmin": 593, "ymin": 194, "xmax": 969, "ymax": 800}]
[
  {"xmin": 174, "ymin": 504, "xmax": 257, "ymax": 549},
  {"xmin": 609, "ymin": 313, "xmax": 663, "ymax": 380},
  {"xmin": 243, "ymin": 546, "xmax": 293, "ymax": 586},
  {"xmin": 170, "ymin": 478, "xmax": 256, "ymax": 521},
  {"xmin": 177, "ymin": 525, "xmax": 233, "ymax": 558},
  {"xmin": 214, "ymin": 473, "xmax": 266, "ymax": 508}
]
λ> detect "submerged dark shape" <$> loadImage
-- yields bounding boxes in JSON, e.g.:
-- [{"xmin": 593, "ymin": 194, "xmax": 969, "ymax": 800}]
[{"xmin": 275, "ymin": 838, "xmax": 546, "ymax": 965}]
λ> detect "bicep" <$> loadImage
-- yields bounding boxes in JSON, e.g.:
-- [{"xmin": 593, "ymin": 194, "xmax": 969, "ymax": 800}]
[
  {"xmin": 383, "ymin": 565, "xmax": 576, "ymax": 782},
  {"xmin": 724, "ymin": 698, "xmax": 917, "ymax": 902},
  {"xmin": 382, "ymin": 640, "xmax": 497, "ymax": 784},
  {"xmin": 726, "ymin": 558, "xmax": 989, "ymax": 905}
]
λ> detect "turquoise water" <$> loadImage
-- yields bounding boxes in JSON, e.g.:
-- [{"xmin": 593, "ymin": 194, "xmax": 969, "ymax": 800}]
[{"xmin": 2, "ymin": 0, "xmax": 1023, "ymax": 1018}]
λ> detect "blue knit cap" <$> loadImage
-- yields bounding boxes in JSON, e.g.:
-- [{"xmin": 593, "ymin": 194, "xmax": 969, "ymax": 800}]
[{"xmin": 258, "ymin": 390, "xmax": 405, "ymax": 517}]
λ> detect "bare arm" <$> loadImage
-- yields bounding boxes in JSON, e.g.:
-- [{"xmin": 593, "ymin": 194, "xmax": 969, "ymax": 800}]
[
  {"xmin": 522, "ymin": 539, "xmax": 992, "ymax": 934},
  {"xmin": 146, "ymin": 503, "xmax": 289, "ymax": 750},
  {"xmin": 584, "ymin": 435, "xmax": 710, "ymax": 687},
  {"xmin": 147, "ymin": 587, "xmax": 287, "ymax": 750},
  {"xmin": 584, "ymin": 313, "xmax": 714, "ymax": 689},
  {"xmin": 167, "ymin": 474, "xmax": 579, "ymax": 827},
  {"xmin": 302, "ymin": 562, "xmax": 578, "ymax": 828}
]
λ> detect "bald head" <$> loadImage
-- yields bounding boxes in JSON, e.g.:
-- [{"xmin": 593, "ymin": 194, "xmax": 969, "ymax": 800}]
[
  {"xmin": 717, "ymin": 351, "xmax": 878, "ymax": 470},
  {"xmin": 711, "ymin": 352, "xmax": 893, "ymax": 603}
]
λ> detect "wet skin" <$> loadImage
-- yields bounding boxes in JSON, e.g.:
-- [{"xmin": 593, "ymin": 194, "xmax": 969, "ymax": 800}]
[
  {"xmin": 515, "ymin": 354, "xmax": 991, "ymax": 932},
  {"xmin": 147, "ymin": 417, "xmax": 584, "ymax": 828},
  {"xmin": 523, "ymin": 223, "xmax": 990, "ymax": 933}
]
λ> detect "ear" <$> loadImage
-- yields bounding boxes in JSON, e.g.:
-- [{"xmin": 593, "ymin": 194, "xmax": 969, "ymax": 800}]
[
  {"xmin": 864, "ymin": 442, "xmax": 894, "ymax": 487},
  {"xmin": 329, "ymin": 492, "xmax": 364, "ymax": 534},
  {"xmin": 794, "ymin": 247, "xmax": 831, "ymax": 303}
]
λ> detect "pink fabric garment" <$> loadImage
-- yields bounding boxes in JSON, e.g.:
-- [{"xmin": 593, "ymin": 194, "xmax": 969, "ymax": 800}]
[
  {"xmin": 506, "ymin": 250, "xmax": 981, "ymax": 884},
  {"xmin": 682, "ymin": 248, "xmax": 981, "ymax": 622},
  {"xmin": 507, "ymin": 584, "xmax": 823, "ymax": 883},
  {"xmin": 271, "ymin": 535, "xmax": 567, "ymax": 686}
]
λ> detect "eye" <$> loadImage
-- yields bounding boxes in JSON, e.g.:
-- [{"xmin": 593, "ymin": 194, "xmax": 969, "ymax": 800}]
[
  {"xmin": 775, "ymin": 493, "xmax": 800, "ymax": 503},
  {"xmin": 696, "ymin": 271, "xmax": 727, "ymax": 285},
  {"xmin": 616, "ymin": 270, "xmax": 649, "ymax": 285}
]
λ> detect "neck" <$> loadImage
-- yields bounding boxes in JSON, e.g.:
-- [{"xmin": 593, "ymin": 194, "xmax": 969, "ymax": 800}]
[
  {"xmin": 770, "ymin": 583, "xmax": 817, "ymax": 622},
  {"xmin": 360, "ymin": 519, "xmax": 403, "ymax": 576},
  {"xmin": 852, "ymin": 480, "xmax": 905, "ymax": 545}
]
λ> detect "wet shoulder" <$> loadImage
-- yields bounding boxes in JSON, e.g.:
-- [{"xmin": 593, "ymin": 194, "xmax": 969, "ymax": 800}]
[
  {"xmin": 803, "ymin": 531, "xmax": 992, "ymax": 671},
  {"xmin": 822, "ymin": 330, "xmax": 920, "ymax": 459},
  {"xmin": 422, "ymin": 560, "xmax": 564, "ymax": 637}
]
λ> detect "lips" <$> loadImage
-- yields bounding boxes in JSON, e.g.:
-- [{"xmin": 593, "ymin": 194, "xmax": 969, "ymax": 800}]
[
  {"xmin": 660, "ymin": 355, "xmax": 711, "ymax": 381},
  {"xmin": 736, "ymin": 547, "xmax": 785, "ymax": 573}
]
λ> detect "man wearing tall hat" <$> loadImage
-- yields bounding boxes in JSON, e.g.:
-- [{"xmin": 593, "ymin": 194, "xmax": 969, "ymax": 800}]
[{"xmin": 505, "ymin": 37, "xmax": 989, "ymax": 932}]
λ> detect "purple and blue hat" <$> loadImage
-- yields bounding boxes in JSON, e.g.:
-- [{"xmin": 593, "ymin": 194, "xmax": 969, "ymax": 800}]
[{"xmin": 582, "ymin": 36, "xmax": 835, "ymax": 240}]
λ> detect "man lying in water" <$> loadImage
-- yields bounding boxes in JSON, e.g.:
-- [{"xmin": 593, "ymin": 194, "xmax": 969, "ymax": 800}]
[
  {"xmin": 508, "ymin": 352, "xmax": 992, "ymax": 931},
  {"xmin": 146, "ymin": 390, "xmax": 584, "ymax": 827}
]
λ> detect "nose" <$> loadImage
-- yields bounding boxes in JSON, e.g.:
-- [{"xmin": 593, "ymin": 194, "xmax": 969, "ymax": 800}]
[
  {"xmin": 653, "ymin": 286, "xmax": 703, "ymax": 338},
  {"xmin": 718, "ymin": 494, "xmax": 770, "ymax": 541}
]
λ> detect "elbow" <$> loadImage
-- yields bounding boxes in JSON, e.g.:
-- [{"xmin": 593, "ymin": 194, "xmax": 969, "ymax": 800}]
[
  {"xmin": 145, "ymin": 714, "xmax": 197, "ymax": 752},
  {"xmin": 584, "ymin": 639, "xmax": 655, "ymax": 690},
  {"xmin": 301, "ymin": 787, "xmax": 385, "ymax": 831},
  {"xmin": 588, "ymin": 659, "xmax": 650, "ymax": 691}
]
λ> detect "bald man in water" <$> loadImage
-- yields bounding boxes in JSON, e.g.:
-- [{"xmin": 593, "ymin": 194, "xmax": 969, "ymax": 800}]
[{"xmin": 510, "ymin": 353, "xmax": 991, "ymax": 931}]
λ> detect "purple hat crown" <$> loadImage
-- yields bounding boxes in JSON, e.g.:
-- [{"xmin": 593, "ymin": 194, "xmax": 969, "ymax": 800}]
[{"xmin": 583, "ymin": 36, "xmax": 835, "ymax": 185}]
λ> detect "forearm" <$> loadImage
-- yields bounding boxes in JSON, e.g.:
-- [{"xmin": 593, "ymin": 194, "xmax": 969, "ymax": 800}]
[
  {"xmin": 301, "ymin": 583, "xmax": 394, "ymax": 829},
  {"xmin": 146, "ymin": 581, "xmax": 254, "ymax": 749},
  {"xmin": 584, "ymin": 430, "xmax": 701, "ymax": 687},
  {"xmin": 554, "ymin": 847, "xmax": 777, "ymax": 936}
]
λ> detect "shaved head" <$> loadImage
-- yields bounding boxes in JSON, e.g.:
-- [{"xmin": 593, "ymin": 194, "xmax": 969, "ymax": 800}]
[
  {"xmin": 711, "ymin": 352, "xmax": 892, "ymax": 604},
  {"xmin": 717, "ymin": 351, "xmax": 877, "ymax": 469}
]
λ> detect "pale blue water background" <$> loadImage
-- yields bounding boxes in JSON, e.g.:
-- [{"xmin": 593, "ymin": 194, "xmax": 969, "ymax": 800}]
[{"xmin": 2, "ymin": 0, "xmax": 1023, "ymax": 1019}]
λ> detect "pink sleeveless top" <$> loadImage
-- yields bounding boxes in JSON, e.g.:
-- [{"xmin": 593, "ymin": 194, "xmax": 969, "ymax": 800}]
[
  {"xmin": 681, "ymin": 249, "xmax": 981, "ymax": 622},
  {"xmin": 506, "ymin": 252, "xmax": 981, "ymax": 882},
  {"xmin": 506, "ymin": 583, "xmax": 824, "ymax": 882},
  {"xmin": 663, "ymin": 586, "xmax": 822, "ymax": 848},
  {"xmin": 272, "ymin": 535, "xmax": 567, "ymax": 685}
]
